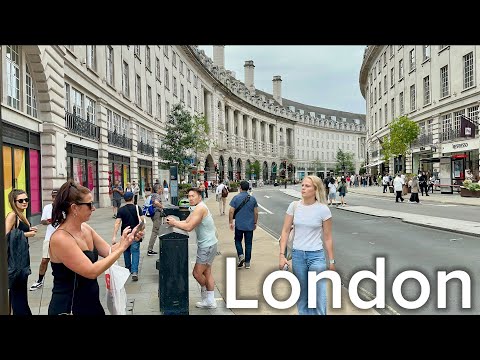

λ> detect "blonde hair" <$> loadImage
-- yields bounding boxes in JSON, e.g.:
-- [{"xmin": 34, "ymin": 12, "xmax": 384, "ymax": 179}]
[
  {"xmin": 8, "ymin": 189, "xmax": 30, "ymax": 227},
  {"xmin": 303, "ymin": 175, "xmax": 327, "ymax": 205}
]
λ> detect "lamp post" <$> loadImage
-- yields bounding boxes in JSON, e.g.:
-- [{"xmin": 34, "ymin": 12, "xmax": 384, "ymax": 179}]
[{"xmin": 284, "ymin": 159, "xmax": 287, "ymax": 189}]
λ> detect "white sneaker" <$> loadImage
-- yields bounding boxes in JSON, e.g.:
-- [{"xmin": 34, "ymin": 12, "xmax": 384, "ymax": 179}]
[
  {"xmin": 195, "ymin": 299, "xmax": 217, "ymax": 309},
  {"xmin": 29, "ymin": 280, "xmax": 44, "ymax": 291}
]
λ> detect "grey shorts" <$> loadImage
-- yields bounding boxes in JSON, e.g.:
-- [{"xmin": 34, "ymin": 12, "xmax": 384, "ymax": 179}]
[
  {"xmin": 328, "ymin": 193, "xmax": 336, "ymax": 199},
  {"xmin": 112, "ymin": 198, "xmax": 122, "ymax": 208},
  {"xmin": 196, "ymin": 244, "xmax": 217, "ymax": 265}
]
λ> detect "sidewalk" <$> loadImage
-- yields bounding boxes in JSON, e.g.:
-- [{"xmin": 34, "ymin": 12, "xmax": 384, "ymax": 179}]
[
  {"xmin": 26, "ymin": 193, "xmax": 377, "ymax": 315},
  {"xmin": 280, "ymin": 188, "xmax": 480, "ymax": 237}
]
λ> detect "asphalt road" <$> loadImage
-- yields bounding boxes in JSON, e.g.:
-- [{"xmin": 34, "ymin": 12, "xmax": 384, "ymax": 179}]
[{"xmin": 253, "ymin": 186, "xmax": 480, "ymax": 315}]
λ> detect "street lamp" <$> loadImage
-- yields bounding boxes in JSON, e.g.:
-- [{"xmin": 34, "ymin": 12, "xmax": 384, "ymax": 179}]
[{"xmin": 284, "ymin": 159, "xmax": 288, "ymax": 189}]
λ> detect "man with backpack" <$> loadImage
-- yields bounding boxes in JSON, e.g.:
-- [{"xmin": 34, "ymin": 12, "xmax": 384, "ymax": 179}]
[
  {"xmin": 215, "ymin": 180, "xmax": 229, "ymax": 216},
  {"xmin": 146, "ymin": 186, "xmax": 164, "ymax": 256}
]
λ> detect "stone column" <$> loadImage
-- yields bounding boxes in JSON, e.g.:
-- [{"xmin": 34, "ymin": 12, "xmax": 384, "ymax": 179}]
[
  {"xmin": 237, "ymin": 111, "xmax": 244, "ymax": 150},
  {"xmin": 96, "ymin": 98, "xmax": 111, "ymax": 207},
  {"xmin": 228, "ymin": 106, "xmax": 235, "ymax": 148},
  {"xmin": 205, "ymin": 91, "xmax": 213, "ymax": 135},
  {"xmin": 152, "ymin": 129, "xmax": 159, "ymax": 184},
  {"xmin": 130, "ymin": 117, "xmax": 139, "ymax": 186}
]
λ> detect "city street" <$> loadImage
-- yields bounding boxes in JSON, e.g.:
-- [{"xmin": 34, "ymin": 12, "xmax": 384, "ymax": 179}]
[{"xmin": 253, "ymin": 186, "xmax": 480, "ymax": 315}]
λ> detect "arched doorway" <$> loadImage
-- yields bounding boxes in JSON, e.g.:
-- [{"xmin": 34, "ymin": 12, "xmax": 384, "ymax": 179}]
[
  {"xmin": 271, "ymin": 162, "xmax": 277, "ymax": 181},
  {"xmin": 204, "ymin": 154, "xmax": 214, "ymax": 181},
  {"xmin": 218, "ymin": 155, "xmax": 225, "ymax": 182},
  {"xmin": 245, "ymin": 159, "xmax": 252, "ymax": 180},
  {"xmin": 228, "ymin": 157, "xmax": 234, "ymax": 181},
  {"xmin": 263, "ymin": 161, "xmax": 269, "ymax": 182},
  {"xmin": 236, "ymin": 158, "xmax": 242, "ymax": 181}
]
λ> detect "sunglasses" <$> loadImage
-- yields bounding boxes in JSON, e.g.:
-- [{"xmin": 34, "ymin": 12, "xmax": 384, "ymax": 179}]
[
  {"xmin": 76, "ymin": 202, "xmax": 95, "ymax": 209},
  {"xmin": 16, "ymin": 198, "xmax": 29, "ymax": 204}
]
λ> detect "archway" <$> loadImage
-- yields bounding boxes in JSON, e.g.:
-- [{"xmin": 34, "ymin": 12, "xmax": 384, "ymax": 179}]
[
  {"xmin": 271, "ymin": 162, "xmax": 277, "ymax": 181},
  {"xmin": 218, "ymin": 155, "xmax": 225, "ymax": 182},
  {"xmin": 263, "ymin": 161, "xmax": 269, "ymax": 182},
  {"xmin": 245, "ymin": 159, "xmax": 252, "ymax": 180},
  {"xmin": 228, "ymin": 157, "xmax": 234, "ymax": 181},
  {"xmin": 204, "ymin": 154, "xmax": 214, "ymax": 181},
  {"xmin": 236, "ymin": 158, "xmax": 242, "ymax": 181}
]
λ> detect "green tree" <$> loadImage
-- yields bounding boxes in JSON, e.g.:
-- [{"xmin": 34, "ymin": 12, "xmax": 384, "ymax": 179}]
[
  {"xmin": 334, "ymin": 149, "xmax": 355, "ymax": 174},
  {"xmin": 246, "ymin": 162, "xmax": 252, "ymax": 179},
  {"xmin": 382, "ymin": 116, "xmax": 420, "ymax": 162},
  {"xmin": 359, "ymin": 162, "xmax": 366, "ymax": 175},
  {"xmin": 192, "ymin": 114, "xmax": 210, "ymax": 181},
  {"xmin": 251, "ymin": 160, "xmax": 261, "ymax": 180}
]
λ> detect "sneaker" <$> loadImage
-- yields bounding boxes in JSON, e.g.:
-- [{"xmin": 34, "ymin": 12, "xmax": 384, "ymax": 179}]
[
  {"xmin": 237, "ymin": 254, "xmax": 245, "ymax": 268},
  {"xmin": 147, "ymin": 250, "xmax": 158, "ymax": 256},
  {"xmin": 131, "ymin": 273, "xmax": 138, "ymax": 281},
  {"xmin": 245, "ymin": 263, "xmax": 251, "ymax": 269},
  {"xmin": 195, "ymin": 299, "xmax": 217, "ymax": 309},
  {"xmin": 29, "ymin": 280, "xmax": 44, "ymax": 291}
]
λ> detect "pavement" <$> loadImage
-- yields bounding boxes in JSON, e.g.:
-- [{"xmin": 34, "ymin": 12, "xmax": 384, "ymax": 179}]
[
  {"xmin": 280, "ymin": 185, "xmax": 480, "ymax": 237},
  {"xmin": 26, "ymin": 191, "xmax": 377, "ymax": 315}
]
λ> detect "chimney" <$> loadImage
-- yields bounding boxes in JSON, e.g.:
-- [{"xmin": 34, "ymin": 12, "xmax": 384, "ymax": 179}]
[
  {"xmin": 244, "ymin": 60, "xmax": 255, "ymax": 93},
  {"xmin": 213, "ymin": 45, "xmax": 225, "ymax": 69},
  {"xmin": 272, "ymin": 75, "xmax": 282, "ymax": 105}
]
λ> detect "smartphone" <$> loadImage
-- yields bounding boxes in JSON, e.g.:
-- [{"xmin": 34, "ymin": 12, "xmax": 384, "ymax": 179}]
[{"xmin": 137, "ymin": 221, "xmax": 145, "ymax": 232}]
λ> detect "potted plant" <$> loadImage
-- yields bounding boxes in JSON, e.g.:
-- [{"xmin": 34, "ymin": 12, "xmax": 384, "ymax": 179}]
[{"xmin": 460, "ymin": 180, "xmax": 480, "ymax": 198}]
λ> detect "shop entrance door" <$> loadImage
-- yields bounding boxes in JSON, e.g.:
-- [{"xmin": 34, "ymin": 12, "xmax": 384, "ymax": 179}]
[{"xmin": 3, "ymin": 146, "xmax": 26, "ymax": 215}]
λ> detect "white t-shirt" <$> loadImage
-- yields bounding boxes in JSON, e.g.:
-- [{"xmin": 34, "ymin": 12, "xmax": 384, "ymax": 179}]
[
  {"xmin": 328, "ymin": 182, "xmax": 337, "ymax": 194},
  {"xmin": 286, "ymin": 201, "xmax": 332, "ymax": 251},
  {"xmin": 41, "ymin": 203, "xmax": 57, "ymax": 242}
]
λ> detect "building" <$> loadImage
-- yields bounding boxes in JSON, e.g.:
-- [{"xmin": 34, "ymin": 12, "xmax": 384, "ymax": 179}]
[
  {"xmin": 1, "ymin": 45, "xmax": 366, "ymax": 223},
  {"xmin": 359, "ymin": 45, "xmax": 480, "ymax": 186}
]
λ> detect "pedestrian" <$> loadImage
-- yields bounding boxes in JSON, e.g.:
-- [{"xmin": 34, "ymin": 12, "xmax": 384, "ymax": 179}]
[
  {"xmin": 112, "ymin": 191, "xmax": 145, "ymax": 281},
  {"xmin": 132, "ymin": 180, "xmax": 140, "ymax": 205},
  {"xmin": 125, "ymin": 182, "xmax": 133, "ymax": 193},
  {"xmin": 204, "ymin": 179, "xmax": 209, "ymax": 199},
  {"xmin": 144, "ymin": 183, "xmax": 152, "ymax": 199},
  {"xmin": 153, "ymin": 179, "xmax": 161, "ymax": 193},
  {"xmin": 337, "ymin": 178, "xmax": 347, "ymax": 206},
  {"xmin": 146, "ymin": 185, "xmax": 164, "ymax": 256},
  {"xmin": 165, "ymin": 188, "xmax": 219, "ymax": 309},
  {"xmin": 328, "ymin": 177, "xmax": 337, "ymax": 206},
  {"xmin": 29, "ymin": 189, "xmax": 59, "ymax": 291},
  {"xmin": 48, "ymin": 180, "xmax": 143, "ymax": 315},
  {"xmin": 409, "ymin": 176, "xmax": 420, "ymax": 203},
  {"xmin": 215, "ymin": 180, "xmax": 228, "ymax": 215},
  {"xmin": 228, "ymin": 180, "xmax": 258, "ymax": 269},
  {"xmin": 163, "ymin": 180, "xmax": 169, "ymax": 202},
  {"xmin": 393, "ymin": 173, "xmax": 404, "ymax": 203},
  {"xmin": 278, "ymin": 175, "xmax": 335, "ymax": 315},
  {"xmin": 111, "ymin": 180, "xmax": 124, "ymax": 219},
  {"xmin": 5, "ymin": 189, "xmax": 37, "ymax": 315}
]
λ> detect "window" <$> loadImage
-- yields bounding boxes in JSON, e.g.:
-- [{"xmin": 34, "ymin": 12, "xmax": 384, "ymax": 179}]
[
  {"xmin": 440, "ymin": 65, "xmax": 449, "ymax": 98},
  {"xmin": 180, "ymin": 60, "xmax": 183, "ymax": 75},
  {"xmin": 439, "ymin": 45, "xmax": 448, "ymax": 50},
  {"xmin": 187, "ymin": 68, "xmax": 191, "ymax": 82},
  {"xmin": 172, "ymin": 52, "xmax": 177, "ymax": 67},
  {"xmin": 390, "ymin": 45, "xmax": 394, "ymax": 58},
  {"xmin": 134, "ymin": 46, "xmax": 140, "ymax": 59},
  {"xmin": 87, "ymin": 45, "xmax": 96, "ymax": 71},
  {"xmin": 135, "ymin": 74, "xmax": 141, "ymax": 106},
  {"xmin": 163, "ymin": 45, "xmax": 169, "ymax": 58},
  {"xmin": 423, "ymin": 45, "xmax": 430, "ymax": 61},
  {"xmin": 156, "ymin": 57, "xmax": 161, "ymax": 81},
  {"xmin": 121, "ymin": 117, "xmax": 129, "ymax": 136},
  {"xmin": 391, "ymin": 98, "xmax": 395, "ymax": 119},
  {"xmin": 468, "ymin": 105, "xmax": 479, "ymax": 123},
  {"xmin": 194, "ymin": 96, "xmax": 198, "ymax": 112},
  {"xmin": 399, "ymin": 59, "xmax": 404, "ymax": 79},
  {"xmin": 419, "ymin": 121, "xmax": 426, "ymax": 136},
  {"xmin": 384, "ymin": 103, "xmax": 388, "ymax": 125},
  {"xmin": 454, "ymin": 110, "xmax": 464, "ymax": 135},
  {"xmin": 410, "ymin": 85, "xmax": 416, "ymax": 111},
  {"xmin": 370, "ymin": 90, "xmax": 373, "ymax": 107},
  {"xmin": 423, "ymin": 76, "xmax": 430, "ymax": 105},
  {"xmin": 164, "ymin": 67, "xmax": 169, "ymax": 89},
  {"xmin": 25, "ymin": 65, "xmax": 38, "ymax": 118},
  {"xmin": 427, "ymin": 119, "xmax": 433, "ymax": 134},
  {"xmin": 463, "ymin": 52, "xmax": 474, "ymax": 89},
  {"xmin": 166, "ymin": 100, "xmax": 170, "ymax": 116},
  {"xmin": 374, "ymin": 87, "xmax": 377, "ymax": 103},
  {"xmin": 85, "ymin": 96, "xmax": 96, "ymax": 123},
  {"xmin": 6, "ymin": 45, "xmax": 20, "ymax": 109},
  {"xmin": 156, "ymin": 94, "xmax": 162, "ymax": 119},
  {"xmin": 122, "ymin": 61, "xmax": 129, "ymax": 97},
  {"xmin": 106, "ymin": 46, "xmax": 114, "ymax": 85},
  {"xmin": 383, "ymin": 51, "xmax": 387, "ymax": 66},
  {"xmin": 146, "ymin": 46, "xmax": 151, "ymax": 70},
  {"xmin": 173, "ymin": 76, "xmax": 177, "ymax": 96},
  {"xmin": 390, "ymin": 67, "xmax": 395, "ymax": 86},
  {"xmin": 65, "ymin": 83, "xmax": 70, "ymax": 111},
  {"xmin": 187, "ymin": 90, "xmax": 191, "ymax": 107},
  {"xmin": 194, "ymin": 75, "xmax": 198, "ymax": 88},
  {"xmin": 72, "ymin": 87, "xmax": 84, "ymax": 118},
  {"xmin": 379, "ymin": 81, "xmax": 382, "ymax": 99},
  {"xmin": 409, "ymin": 48, "xmax": 415, "ymax": 71},
  {"xmin": 180, "ymin": 84, "xmax": 184, "ymax": 102},
  {"xmin": 147, "ymin": 85, "xmax": 152, "ymax": 114},
  {"xmin": 441, "ymin": 114, "xmax": 452, "ymax": 141},
  {"xmin": 384, "ymin": 74, "xmax": 387, "ymax": 92}
]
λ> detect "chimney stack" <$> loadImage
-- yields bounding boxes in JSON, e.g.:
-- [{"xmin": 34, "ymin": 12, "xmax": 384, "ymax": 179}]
[
  {"xmin": 272, "ymin": 75, "xmax": 282, "ymax": 105},
  {"xmin": 213, "ymin": 45, "xmax": 225, "ymax": 68},
  {"xmin": 244, "ymin": 60, "xmax": 255, "ymax": 93}
]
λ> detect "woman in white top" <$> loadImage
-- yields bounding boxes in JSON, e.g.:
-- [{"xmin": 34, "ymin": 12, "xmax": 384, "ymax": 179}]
[{"xmin": 279, "ymin": 175, "xmax": 335, "ymax": 315}]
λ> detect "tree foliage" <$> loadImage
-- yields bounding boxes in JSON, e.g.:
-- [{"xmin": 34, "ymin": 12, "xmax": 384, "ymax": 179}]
[
  {"xmin": 334, "ymin": 149, "xmax": 355, "ymax": 174},
  {"xmin": 381, "ymin": 116, "xmax": 420, "ymax": 161},
  {"xmin": 192, "ymin": 114, "xmax": 210, "ymax": 180},
  {"xmin": 251, "ymin": 160, "xmax": 261, "ymax": 179}
]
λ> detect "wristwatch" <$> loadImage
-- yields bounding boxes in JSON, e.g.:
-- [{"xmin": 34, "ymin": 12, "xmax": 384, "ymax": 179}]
[{"xmin": 329, "ymin": 259, "xmax": 336, "ymax": 264}]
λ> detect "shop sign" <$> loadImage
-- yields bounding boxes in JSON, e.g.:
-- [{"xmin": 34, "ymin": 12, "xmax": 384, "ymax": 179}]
[{"xmin": 442, "ymin": 138, "xmax": 479, "ymax": 153}]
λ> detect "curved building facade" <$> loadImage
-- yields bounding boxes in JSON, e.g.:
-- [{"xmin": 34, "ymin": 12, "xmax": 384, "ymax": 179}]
[
  {"xmin": 360, "ymin": 45, "xmax": 480, "ymax": 184},
  {"xmin": 1, "ymin": 45, "xmax": 366, "ymax": 221}
]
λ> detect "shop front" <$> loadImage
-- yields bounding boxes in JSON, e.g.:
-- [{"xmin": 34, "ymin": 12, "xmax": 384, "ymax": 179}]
[
  {"xmin": 2, "ymin": 122, "xmax": 41, "ymax": 224},
  {"xmin": 138, "ymin": 159, "xmax": 153, "ymax": 195},
  {"xmin": 108, "ymin": 153, "xmax": 130, "ymax": 192},
  {"xmin": 412, "ymin": 147, "xmax": 436, "ymax": 175},
  {"xmin": 66, "ymin": 143, "xmax": 99, "ymax": 205},
  {"xmin": 440, "ymin": 138, "xmax": 479, "ymax": 192}
]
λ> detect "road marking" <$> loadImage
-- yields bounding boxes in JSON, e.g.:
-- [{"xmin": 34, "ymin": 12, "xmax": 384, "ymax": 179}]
[
  {"xmin": 449, "ymin": 238, "xmax": 462, "ymax": 242},
  {"xmin": 369, "ymin": 242, "xmax": 375, "ymax": 245},
  {"xmin": 257, "ymin": 203, "xmax": 273, "ymax": 214},
  {"xmin": 264, "ymin": 195, "xmax": 271, "ymax": 198},
  {"xmin": 258, "ymin": 211, "xmax": 268, "ymax": 214}
]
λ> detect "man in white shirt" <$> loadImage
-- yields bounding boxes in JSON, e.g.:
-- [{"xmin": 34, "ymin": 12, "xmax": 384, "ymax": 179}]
[
  {"xmin": 382, "ymin": 173, "xmax": 390, "ymax": 193},
  {"xmin": 30, "ymin": 189, "xmax": 58, "ymax": 291},
  {"xmin": 393, "ymin": 174, "xmax": 405, "ymax": 203},
  {"xmin": 215, "ymin": 180, "xmax": 229, "ymax": 215}
]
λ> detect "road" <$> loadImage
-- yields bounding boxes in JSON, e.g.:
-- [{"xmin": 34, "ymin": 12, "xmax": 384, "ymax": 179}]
[{"xmin": 253, "ymin": 186, "xmax": 480, "ymax": 315}]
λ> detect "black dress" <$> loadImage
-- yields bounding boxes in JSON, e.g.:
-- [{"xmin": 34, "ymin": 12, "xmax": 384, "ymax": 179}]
[{"xmin": 48, "ymin": 248, "xmax": 105, "ymax": 315}]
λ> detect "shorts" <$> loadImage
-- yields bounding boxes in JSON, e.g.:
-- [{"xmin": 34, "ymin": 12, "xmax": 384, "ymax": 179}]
[
  {"xmin": 339, "ymin": 191, "xmax": 346, "ymax": 197},
  {"xmin": 112, "ymin": 198, "xmax": 122, "ymax": 208},
  {"xmin": 328, "ymin": 193, "xmax": 337, "ymax": 200},
  {"xmin": 196, "ymin": 243, "xmax": 217, "ymax": 265},
  {"xmin": 42, "ymin": 237, "xmax": 50, "ymax": 259}
]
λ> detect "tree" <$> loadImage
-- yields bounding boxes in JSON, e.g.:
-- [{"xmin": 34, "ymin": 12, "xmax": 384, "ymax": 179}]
[
  {"xmin": 312, "ymin": 158, "xmax": 324, "ymax": 176},
  {"xmin": 251, "ymin": 160, "xmax": 261, "ymax": 180},
  {"xmin": 334, "ymin": 149, "xmax": 355, "ymax": 174},
  {"xmin": 192, "ymin": 114, "xmax": 210, "ymax": 181},
  {"xmin": 246, "ymin": 162, "xmax": 252, "ymax": 180},
  {"xmin": 382, "ymin": 116, "xmax": 420, "ymax": 162}
]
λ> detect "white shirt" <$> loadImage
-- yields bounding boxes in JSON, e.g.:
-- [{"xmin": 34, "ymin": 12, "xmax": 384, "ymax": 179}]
[
  {"xmin": 216, "ymin": 183, "xmax": 227, "ymax": 195},
  {"xmin": 41, "ymin": 203, "xmax": 57, "ymax": 242},
  {"xmin": 286, "ymin": 201, "xmax": 332, "ymax": 251},
  {"xmin": 328, "ymin": 182, "xmax": 337, "ymax": 194},
  {"xmin": 393, "ymin": 177, "xmax": 404, "ymax": 191}
]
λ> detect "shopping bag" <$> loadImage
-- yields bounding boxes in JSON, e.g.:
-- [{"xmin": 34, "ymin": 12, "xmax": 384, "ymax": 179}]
[{"xmin": 105, "ymin": 262, "xmax": 131, "ymax": 315}]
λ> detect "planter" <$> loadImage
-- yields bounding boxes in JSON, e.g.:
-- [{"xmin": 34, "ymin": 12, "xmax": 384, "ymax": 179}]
[{"xmin": 460, "ymin": 187, "xmax": 480, "ymax": 198}]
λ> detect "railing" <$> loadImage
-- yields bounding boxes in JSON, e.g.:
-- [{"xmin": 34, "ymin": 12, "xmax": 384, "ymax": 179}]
[
  {"xmin": 137, "ymin": 141, "xmax": 155, "ymax": 156},
  {"xmin": 65, "ymin": 111, "xmax": 100, "ymax": 141},
  {"xmin": 440, "ymin": 129, "xmax": 463, "ymax": 142},
  {"xmin": 411, "ymin": 133, "xmax": 433, "ymax": 148},
  {"xmin": 108, "ymin": 130, "xmax": 132, "ymax": 150}
]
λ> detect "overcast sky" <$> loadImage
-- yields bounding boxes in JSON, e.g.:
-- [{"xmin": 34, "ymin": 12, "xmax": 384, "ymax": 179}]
[{"xmin": 198, "ymin": 46, "xmax": 367, "ymax": 115}]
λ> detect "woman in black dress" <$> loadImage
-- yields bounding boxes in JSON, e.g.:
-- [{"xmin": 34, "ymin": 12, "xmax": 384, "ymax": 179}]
[
  {"xmin": 48, "ymin": 180, "xmax": 144, "ymax": 315},
  {"xmin": 5, "ymin": 189, "xmax": 37, "ymax": 315}
]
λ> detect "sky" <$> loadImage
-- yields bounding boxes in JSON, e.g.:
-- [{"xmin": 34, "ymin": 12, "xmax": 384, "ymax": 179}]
[{"xmin": 198, "ymin": 46, "xmax": 367, "ymax": 115}]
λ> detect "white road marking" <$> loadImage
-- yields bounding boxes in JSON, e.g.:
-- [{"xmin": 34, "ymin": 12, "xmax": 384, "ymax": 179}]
[
  {"xmin": 264, "ymin": 195, "xmax": 271, "ymax": 198},
  {"xmin": 449, "ymin": 238, "xmax": 462, "ymax": 241},
  {"xmin": 369, "ymin": 242, "xmax": 375, "ymax": 245},
  {"xmin": 257, "ymin": 203, "xmax": 273, "ymax": 214},
  {"xmin": 258, "ymin": 211, "xmax": 267, "ymax": 214}
]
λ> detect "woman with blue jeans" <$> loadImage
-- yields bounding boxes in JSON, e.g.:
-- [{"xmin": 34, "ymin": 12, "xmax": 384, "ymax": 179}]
[{"xmin": 279, "ymin": 175, "xmax": 335, "ymax": 315}]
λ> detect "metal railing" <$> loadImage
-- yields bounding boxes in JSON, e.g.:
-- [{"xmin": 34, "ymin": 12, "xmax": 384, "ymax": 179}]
[
  {"xmin": 440, "ymin": 129, "xmax": 462, "ymax": 142},
  {"xmin": 108, "ymin": 130, "xmax": 132, "ymax": 150},
  {"xmin": 411, "ymin": 133, "xmax": 433, "ymax": 147},
  {"xmin": 65, "ymin": 111, "xmax": 100, "ymax": 141},
  {"xmin": 137, "ymin": 141, "xmax": 155, "ymax": 156}
]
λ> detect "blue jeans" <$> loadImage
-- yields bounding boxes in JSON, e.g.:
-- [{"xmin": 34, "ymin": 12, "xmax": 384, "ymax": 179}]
[
  {"xmin": 292, "ymin": 248, "xmax": 327, "ymax": 315},
  {"xmin": 123, "ymin": 241, "xmax": 140, "ymax": 273},
  {"xmin": 234, "ymin": 228, "xmax": 253, "ymax": 263}
]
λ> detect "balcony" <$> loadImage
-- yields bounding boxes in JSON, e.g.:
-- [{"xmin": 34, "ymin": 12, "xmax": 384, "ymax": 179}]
[
  {"xmin": 65, "ymin": 111, "xmax": 100, "ymax": 141},
  {"xmin": 137, "ymin": 141, "xmax": 155, "ymax": 156},
  {"xmin": 411, "ymin": 133, "xmax": 433, "ymax": 148},
  {"xmin": 108, "ymin": 130, "xmax": 133, "ymax": 150},
  {"xmin": 440, "ymin": 129, "xmax": 463, "ymax": 143}
]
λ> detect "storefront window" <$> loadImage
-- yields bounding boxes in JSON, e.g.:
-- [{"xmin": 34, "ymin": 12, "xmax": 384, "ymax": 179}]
[{"xmin": 29, "ymin": 149, "xmax": 41, "ymax": 214}]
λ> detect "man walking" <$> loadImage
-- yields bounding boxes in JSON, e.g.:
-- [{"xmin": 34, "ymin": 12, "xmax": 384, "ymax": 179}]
[
  {"xmin": 147, "ymin": 185, "xmax": 164, "ymax": 256},
  {"xmin": 229, "ymin": 181, "xmax": 258, "ymax": 269},
  {"xmin": 215, "ymin": 180, "xmax": 228, "ymax": 215},
  {"xmin": 29, "ymin": 189, "xmax": 58, "ymax": 291},
  {"xmin": 112, "ymin": 180, "xmax": 124, "ymax": 218},
  {"xmin": 132, "ymin": 180, "xmax": 140, "ymax": 205},
  {"xmin": 393, "ymin": 173, "xmax": 405, "ymax": 203}
]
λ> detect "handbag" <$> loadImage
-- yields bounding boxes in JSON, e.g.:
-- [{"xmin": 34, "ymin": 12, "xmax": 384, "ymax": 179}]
[
  {"xmin": 105, "ymin": 247, "xmax": 131, "ymax": 315},
  {"xmin": 279, "ymin": 201, "xmax": 299, "ymax": 261}
]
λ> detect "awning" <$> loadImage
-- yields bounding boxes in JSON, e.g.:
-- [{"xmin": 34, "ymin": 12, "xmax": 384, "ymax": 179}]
[
  {"xmin": 420, "ymin": 158, "xmax": 440, "ymax": 163},
  {"xmin": 365, "ymin": 160, "xmax": 385, "ymax": 168}
]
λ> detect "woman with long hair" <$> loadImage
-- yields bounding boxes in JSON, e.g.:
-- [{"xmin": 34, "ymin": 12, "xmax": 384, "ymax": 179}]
[
  {"xmin": 5, "ymin": 189, "xmax": 37, "ymax": 315},
  {"xmin": 47, "ymin": 180, "xmax": 144, "ymax": 315},
  {"xmin": 278, "ymin": 175, "xmax": 335, "ymax": 315}
]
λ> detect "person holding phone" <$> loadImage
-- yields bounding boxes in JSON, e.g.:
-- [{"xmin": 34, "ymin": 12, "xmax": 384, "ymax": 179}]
[
  {"xmin": 113, "ymin": 192, "xmax": 145, "ymax": 281},
  {"xmin": 48, "ymin": 181, "xmax": 144, "ymax": 315}
]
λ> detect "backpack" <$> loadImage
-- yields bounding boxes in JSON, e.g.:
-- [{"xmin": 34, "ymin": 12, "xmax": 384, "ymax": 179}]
[
  {"xmin": 142, "ymin": 195, "xmax": 156, "ymax": 217},
  {"xmin": 221, "ymin": 186, "xmax": 229, "ymax": 198}
]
